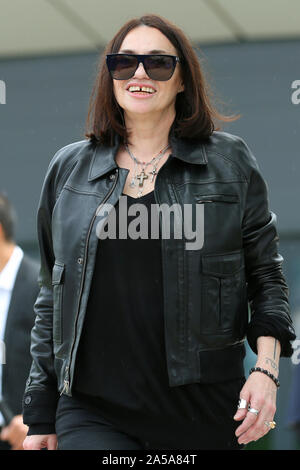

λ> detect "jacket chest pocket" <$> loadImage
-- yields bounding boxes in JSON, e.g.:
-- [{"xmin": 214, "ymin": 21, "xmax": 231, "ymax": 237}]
[
  {"xmin": 52, "ymin": 261, "xmax": 65, "ymax": 344},
  {"xmin": 200, "ymin": 250, "xmax": 248, "ymax": 334}
]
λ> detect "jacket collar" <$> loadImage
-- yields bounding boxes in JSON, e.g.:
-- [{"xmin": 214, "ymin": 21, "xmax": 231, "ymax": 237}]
[{"xmin": 88, "ymin": 131, "xmax": 208, "ymax": 182}]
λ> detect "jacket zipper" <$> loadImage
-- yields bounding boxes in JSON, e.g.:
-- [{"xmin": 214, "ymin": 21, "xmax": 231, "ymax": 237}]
[
  {"xmin": 61, "ymin": 168, "xmax": 119, "ymax": 395},
  {"xmin": 169, "ymin": 185, "xmax": 187, "ymax": 360}
]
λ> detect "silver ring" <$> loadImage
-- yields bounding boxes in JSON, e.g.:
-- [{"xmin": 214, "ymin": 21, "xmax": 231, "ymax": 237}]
[
  {"xmin": 237, "ymin": 398, "xmax": 248, "ymax": 409},
  {"xmin": 248, "ymin": 404, "xmax": 260, "ymax": 416}
]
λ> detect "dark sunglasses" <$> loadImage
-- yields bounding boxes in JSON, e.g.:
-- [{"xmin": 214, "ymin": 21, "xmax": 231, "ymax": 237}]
[{"xmin": 106, "ymin": 53, "xmax": 180, "ymax": 81}]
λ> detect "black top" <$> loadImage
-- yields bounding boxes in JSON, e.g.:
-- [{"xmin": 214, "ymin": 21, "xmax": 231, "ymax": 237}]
[
  {"xmin": 74, "ymin": 190, "xmax": 169, "ymax": 408},
  {"xmin": 74, "ymin": 190, "xmax": 184, "ymax": 406}
]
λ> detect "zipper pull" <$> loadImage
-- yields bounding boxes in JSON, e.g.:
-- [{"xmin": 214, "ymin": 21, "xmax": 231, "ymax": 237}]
[
  {"xmin": 60, "ymin": 379, "xmax": 69, "ymax": 396},
  {"xmin": 60, "ymin": 365, "xmax": 70, "ymax": 396}
]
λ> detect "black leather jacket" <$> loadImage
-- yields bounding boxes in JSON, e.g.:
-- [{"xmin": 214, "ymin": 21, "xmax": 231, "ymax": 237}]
[{"xmin": 22, "ymin": 130, "xmax": 295, "ymax": 425}]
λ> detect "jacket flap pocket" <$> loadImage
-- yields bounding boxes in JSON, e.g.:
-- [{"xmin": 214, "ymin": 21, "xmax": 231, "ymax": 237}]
[
  {"xmin": 202, "ymin": 250, "xmax": 244, "ymax": 276},
  {"xmin": 52, "ymin": 262, "xmax": 65, "ymax": 285},
  {"xmin": 196, "ymin": 194, "xmax": 239, "ymax": 204}
]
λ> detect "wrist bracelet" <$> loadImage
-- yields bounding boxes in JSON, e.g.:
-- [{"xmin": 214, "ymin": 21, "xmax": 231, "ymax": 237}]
[{"xmin": 249, "ymin": 367, "xmax": 280, "ymax": 388}]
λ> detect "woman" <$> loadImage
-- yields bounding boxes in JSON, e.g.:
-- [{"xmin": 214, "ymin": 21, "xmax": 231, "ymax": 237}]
[{"xmin": 22, "ymin": 14, "xmax": 295, "ymax": 450}]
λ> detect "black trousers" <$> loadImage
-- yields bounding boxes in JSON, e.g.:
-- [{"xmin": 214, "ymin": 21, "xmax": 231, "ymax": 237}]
[
  {"xmin": 56, "ymin": 394, "xmax": 143, "ymax": 450},
  {"xmin": 55, "ymin": 381, "xmax": 245, "ymax": 451}
]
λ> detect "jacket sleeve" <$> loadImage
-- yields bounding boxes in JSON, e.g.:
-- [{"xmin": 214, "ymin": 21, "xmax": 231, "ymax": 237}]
[
  {"xmin": 240, "ymin": 139, "xmax": 296, "ymax": 356},
  {"xmin": 22, "ymin": 151, "xmax": 68, "ymax": 427}
]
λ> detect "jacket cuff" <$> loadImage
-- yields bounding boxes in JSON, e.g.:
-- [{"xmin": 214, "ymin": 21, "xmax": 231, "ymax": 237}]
[
  {"xmin": 246, "ymin": 319, "xmax": 296, "ymax": 357},
  {"xmin": 22, "ymin": 389, "xmax": 60, "ymax": 425},
  {"xmin": 27, "ymin": 423, "xmax": 56, "ymax": 436}
]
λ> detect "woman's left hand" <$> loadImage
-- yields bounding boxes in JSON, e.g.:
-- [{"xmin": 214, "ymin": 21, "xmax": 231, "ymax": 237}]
[{"xmin": 233, "ymin": 371, "xmax": 277, "ymax": 445}]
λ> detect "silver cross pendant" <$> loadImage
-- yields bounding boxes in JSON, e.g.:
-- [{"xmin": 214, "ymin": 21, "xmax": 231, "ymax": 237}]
[
  {"xmin": 149, "ymin": 167, "xmax": 158, "ymax": 182},
  {"xmin": 136, "ymin": 168, "xmax": 148, "ymax": 187}
]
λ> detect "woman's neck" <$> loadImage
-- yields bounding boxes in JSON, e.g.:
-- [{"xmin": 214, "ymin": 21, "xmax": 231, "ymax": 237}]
[{"xmin": 123, "ymin": 110, "xmax": 174, "ymax": 160}]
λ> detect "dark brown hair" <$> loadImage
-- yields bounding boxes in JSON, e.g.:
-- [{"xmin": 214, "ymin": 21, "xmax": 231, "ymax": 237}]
[{"xmin": 85, "ymin": 14, "xmax": 240, "ymax": 146}]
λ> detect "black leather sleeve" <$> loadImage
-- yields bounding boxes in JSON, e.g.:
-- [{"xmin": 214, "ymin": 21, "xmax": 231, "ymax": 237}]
[
  {"xmin": 22, "ymin": 149, "xmax": 67, "ymax": 426},
  {"xmin": 22, "ymin": 141, "xmax": 92, "ymax": 427},
  {"xmin": 240, "ymin": 140, "xmax": 296, "ymax": 356}
]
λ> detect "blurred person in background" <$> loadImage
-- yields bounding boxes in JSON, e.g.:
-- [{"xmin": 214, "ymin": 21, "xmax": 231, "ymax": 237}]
[
  {"xmin": 0, "ymin": 193, "xmax": 39, "ymax": 450},
  {"xmin": 22, "ymin": 14, "xmax": 295, "ymax": 450}
]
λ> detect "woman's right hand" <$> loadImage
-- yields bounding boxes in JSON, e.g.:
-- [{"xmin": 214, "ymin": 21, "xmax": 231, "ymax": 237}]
[{"xmin": 23, "ymin": 434, "xmax": 57, "ymax": 450}]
